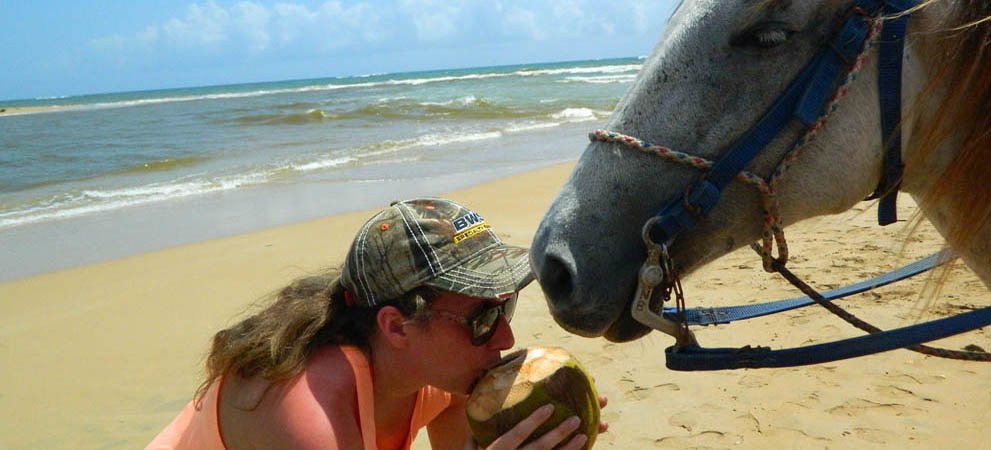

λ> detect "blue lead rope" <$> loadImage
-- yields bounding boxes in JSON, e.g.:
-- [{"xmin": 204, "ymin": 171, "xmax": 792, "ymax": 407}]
[
  {"xmin": 665, "ymin": 307, "xmax": 991, "ymax": 370},
  {"xmin": 661, "ymin": 252, "xmax": 991, "ymax": 370},
  {"xmin": 661, "ymin": 252, "xmax": 944, "ymax": 326}
]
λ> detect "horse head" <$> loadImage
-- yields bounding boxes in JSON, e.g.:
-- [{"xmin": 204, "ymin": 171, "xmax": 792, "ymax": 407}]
[{"xmin": 531, "ymin": 0, "xmax": 990, "ymax": 343}]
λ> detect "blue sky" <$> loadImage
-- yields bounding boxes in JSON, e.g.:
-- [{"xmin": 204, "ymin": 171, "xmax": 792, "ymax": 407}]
[{"xmin": 0, "ymin": 1, "xmax": 678, "ymax": 101}]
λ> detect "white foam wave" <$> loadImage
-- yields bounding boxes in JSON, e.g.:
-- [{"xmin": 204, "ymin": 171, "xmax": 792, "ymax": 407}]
[
  {"xmin": 421, "ymin": 95, "xmax": 481, "ymax": 107},
  {"xmin": 514, "ymin": 64, "xmax": 641, "ymax": 77},
  {"xmin": 0, "ymin": 172, "xmax": 272, "ymax": 229},
  {"xmin": 357, "ymin": 131, "xmax": 502, "ymax": 158},
  {"xmin": 291, "ymin": 156, "xmax": 355, "ymax": 172},
  {"xmin": 551, "ymin": 108, "xmax": 608, "ymax": 121},
  {"xmin": 558, "ymin": 74, "xmax": 638, "ymax": 84},
  {"xmin": 504, "ymin": 122, "xmax": 561, "ymax": 133},
  {"xmin": 417, "ymin": 131, "xmax": 502, "ymax": 147}
]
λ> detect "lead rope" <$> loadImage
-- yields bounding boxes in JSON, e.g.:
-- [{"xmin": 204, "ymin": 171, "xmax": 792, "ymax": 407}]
[
  {"xmin": 591, "ymin": 18, "xmax": 885, "ymax": 272},
  {"xmin": 751, "ymin": 243, "xmax": 991, "ymax": 361}
]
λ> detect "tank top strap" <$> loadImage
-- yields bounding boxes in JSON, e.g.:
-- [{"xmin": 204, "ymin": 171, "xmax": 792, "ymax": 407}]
[{"xmin": 340, "ymin": 346, "xmax": 379, "ymax": 450}]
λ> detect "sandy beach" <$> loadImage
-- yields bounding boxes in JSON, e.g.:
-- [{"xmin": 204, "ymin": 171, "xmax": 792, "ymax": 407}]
[{"xmin": 1, "ymin": 162, "xmax": 989, "ymax": 450}]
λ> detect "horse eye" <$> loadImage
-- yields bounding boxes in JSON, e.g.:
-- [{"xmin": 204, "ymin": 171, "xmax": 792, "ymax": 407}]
[{"xmin": 731, "ymin": 24, "xmax": 794, "ymax": 50}]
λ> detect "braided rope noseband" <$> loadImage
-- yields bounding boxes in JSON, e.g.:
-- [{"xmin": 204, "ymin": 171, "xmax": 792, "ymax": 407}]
[{"xmin": 591, "ymin": 18, "xmax": 884, "ymax": 272}]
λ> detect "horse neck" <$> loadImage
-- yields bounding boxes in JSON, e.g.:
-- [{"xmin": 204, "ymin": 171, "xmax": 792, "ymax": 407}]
[
  {"xmin": 908, "ymin": 193, "xmax": 991, "ymax": 287},
  {"xmin": 903, "ymin": 0, "xmax": 991, "ymax": 287}
]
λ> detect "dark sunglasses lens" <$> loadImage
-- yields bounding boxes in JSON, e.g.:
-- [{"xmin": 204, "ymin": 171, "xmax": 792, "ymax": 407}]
[
  {"xmin": 503, "ymin": 295, "xmax": 517, "ymax": 322},
  {"xmin": 470, "ymin": 304, "xmax": 503, "ymax": 345}
]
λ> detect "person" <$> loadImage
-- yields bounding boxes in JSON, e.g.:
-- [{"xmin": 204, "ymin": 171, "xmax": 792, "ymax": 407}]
[{"xmin": 147, "ymin": 197, "xmax": 606, "ymax": 450}]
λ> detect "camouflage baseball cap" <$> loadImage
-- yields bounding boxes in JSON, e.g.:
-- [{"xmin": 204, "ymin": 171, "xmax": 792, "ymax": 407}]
[{"xmin": 341, "ymin": 198, "xmax": 534, "ymax": 307}]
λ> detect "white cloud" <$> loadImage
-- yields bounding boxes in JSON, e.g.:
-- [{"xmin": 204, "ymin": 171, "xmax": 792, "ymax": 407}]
[
  {"xmin": 233, "ymin": 2, "xmax": 272, "ymax": 52},
  {"xmin": 160, "ymin": 2, "xmax": 231, "ymax": 48},
  {"xmin": 501, "ymin": 7, "xmax": 545, "ymax": 41},
  {"xmin": 87, "ymin": 1, "xmax": 677, "ymax": 65},
  {"xmin": 398, "ymin": 0, "xmax": 463, "ymax": 42}
]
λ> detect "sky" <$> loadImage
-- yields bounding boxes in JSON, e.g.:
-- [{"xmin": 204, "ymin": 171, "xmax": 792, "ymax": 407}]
[{"xmin": 0, "ymin": 0, "xmax": 679, "ymax": 101}]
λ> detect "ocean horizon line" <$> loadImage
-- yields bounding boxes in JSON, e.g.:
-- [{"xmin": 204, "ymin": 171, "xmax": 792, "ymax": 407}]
[{"xmin": 0, "ymin": 55, "xmax": 644, "ymax": 107}]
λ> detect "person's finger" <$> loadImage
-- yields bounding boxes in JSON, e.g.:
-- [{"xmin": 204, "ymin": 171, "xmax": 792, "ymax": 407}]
[
  {"xmin": 485, "ymin": 404, "xmax": 554, "ymax": 449},
  {"xmin": 520, "ymin": 415, "xmax": 581, "ymax": 450},
  {"xmin": 554, "ymin": 433, "xmax": 588, "ymax": 450},
  {"xmin": 598, "ymin": 421, "xmax": 609, "ymax": 433},
  {"xmin": 598, "ymin": 396, "xmax": 608, "ymax": 409}
]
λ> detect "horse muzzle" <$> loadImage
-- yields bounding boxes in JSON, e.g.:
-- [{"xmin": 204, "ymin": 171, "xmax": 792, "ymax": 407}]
[{"xmin": 530, "ymin": 219, "xmax": 652, "ymax": 342}]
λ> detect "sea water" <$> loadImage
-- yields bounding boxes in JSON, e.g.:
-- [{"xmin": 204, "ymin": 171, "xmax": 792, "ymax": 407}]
[{"xmin": 0, "ymin": 58, "xmax": 640, "ymax": 281}]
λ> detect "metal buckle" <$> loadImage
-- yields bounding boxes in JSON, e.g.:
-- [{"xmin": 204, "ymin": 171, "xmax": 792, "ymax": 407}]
[{"xmin": 630, "ymin": 217, "xmax": 697, "ymax": 345}]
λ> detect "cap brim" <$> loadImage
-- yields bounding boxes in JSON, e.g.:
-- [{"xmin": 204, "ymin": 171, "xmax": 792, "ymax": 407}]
[{"xmin": 423, "ymin": 245, "xmax": 534, "ymax": 299}]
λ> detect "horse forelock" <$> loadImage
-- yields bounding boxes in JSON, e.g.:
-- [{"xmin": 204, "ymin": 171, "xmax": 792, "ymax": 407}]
[{"xmin": 910, "ymin": 0, "xmax": 991, "ymax": 252}]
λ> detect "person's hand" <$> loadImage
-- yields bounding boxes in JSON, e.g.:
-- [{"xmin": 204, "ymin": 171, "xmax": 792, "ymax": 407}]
[
  {"xmin": 482, "ymin": 395, "xmax": 610, "ymax": 450},
  {"xmin": 596, "ymin": 395, "xmax": 609, "ymax": 434},
  {"xmin": 481, "ymin": 404, "xmax": 587, "ymax": 450}
]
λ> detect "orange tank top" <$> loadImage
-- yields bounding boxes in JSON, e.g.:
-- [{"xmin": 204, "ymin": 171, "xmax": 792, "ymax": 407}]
[{"xmin": 145, "ymin": 346, "xmax": 452, "ymax": 450}]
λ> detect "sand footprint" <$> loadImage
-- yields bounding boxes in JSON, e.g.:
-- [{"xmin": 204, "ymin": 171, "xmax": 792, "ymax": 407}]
[
  {"xmin": 762, "ymin": 427, "xmax": 831, "ymax": 446},
  {"xmin": 737, "ymin": 374, "xmax": 768, "ymax": 388},
  {"xmin": 826, "ymin": 398, "xmax": 909, "ymax": 417},
  {"xmin": 873, "ymin": 383, "xmax": 937, "ymax": 403},
  {"xmin": 732, "ymin": 412, "xmax": 762, "ymax": 433},
  {"xmin": 652, "ymin": 430, "xmax": 739, "ymax": 449},
  {"xmin": 845, "ymin": 427, "xmax": 902, "ymax": 445},
  {"xmin": 619, "ymin": 378, "xmax": 680, "ymax": 401},
  {"xmin": 667, "ymin": 414, "xmax": 697, "ymax": 432},
  {"xmin": 881, "ymin": 370, "xmax": 947, "ymax": 385}
]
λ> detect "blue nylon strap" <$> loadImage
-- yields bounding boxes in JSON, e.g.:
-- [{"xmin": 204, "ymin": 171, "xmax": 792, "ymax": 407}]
[
  {"xmin": 648, "ymin": 5, "xmax": 879, "ymax": 244},
  {"xmin": 664, "ymin": 306, "xmax": 991, "ymax": 370},
  {"xmin": 662, "ymin": 252, "xmax": 942, "ymax": 326},
  {"xmin": 648, "ymin": 40, "xmax": 841, "ymax": 243},
  {"xmin": 649, "ymin": 180, "xmax": 721, "ymax": 244},
  {"xmin": 795, "ymin": 11, "xmax": 872, "ymax": 125},
  {"xmin": 874, "ymin": 1, "xmax": 913, "ymax": 225}
]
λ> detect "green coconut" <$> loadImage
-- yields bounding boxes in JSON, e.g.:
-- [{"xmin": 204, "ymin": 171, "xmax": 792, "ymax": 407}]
[{"xmin": 466, "ymin": 347, "xmax": 600, "ymax": 449}]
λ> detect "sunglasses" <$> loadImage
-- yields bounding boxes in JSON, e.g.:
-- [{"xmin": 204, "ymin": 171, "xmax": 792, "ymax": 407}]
[{"xmin": 430, "ymin": 293, "xmax": 518, "ymax": 346}]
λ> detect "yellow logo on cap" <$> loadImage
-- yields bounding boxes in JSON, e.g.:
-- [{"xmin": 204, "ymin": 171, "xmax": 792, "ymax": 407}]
[{"xmin": 453, "ymin": 223, "xmax": 491, "ymax": 243}]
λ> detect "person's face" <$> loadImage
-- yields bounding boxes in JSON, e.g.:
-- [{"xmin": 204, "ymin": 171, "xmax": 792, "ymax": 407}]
[{"xmin": 416, "ymin": 291, "xmax": 516, "ymax": 394}]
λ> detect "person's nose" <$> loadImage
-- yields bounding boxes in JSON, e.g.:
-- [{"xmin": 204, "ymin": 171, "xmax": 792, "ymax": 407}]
[{"xmin": 487, "ymin": 315, "xmax": 515, "ymax": 351}]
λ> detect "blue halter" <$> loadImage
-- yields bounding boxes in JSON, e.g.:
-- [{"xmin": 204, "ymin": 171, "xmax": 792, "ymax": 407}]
[{"xmin": 648, "ymin": 0, "xmax": 913, "ymax": 247}]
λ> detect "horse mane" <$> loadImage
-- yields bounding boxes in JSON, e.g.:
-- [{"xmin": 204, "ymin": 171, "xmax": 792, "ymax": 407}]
[{"xmin": 909, "ymin": 0, "xmax": 991, "ymax": 254}]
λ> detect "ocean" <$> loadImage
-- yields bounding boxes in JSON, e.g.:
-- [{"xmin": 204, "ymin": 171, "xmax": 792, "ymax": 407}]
[{"xmin": 0, "ymin": 57, "xmax": 640, "ymax": 281}]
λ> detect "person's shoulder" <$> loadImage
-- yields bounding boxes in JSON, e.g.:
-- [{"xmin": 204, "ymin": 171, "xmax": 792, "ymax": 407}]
[
  {"xmin": 270, "ymin": 345, "xmax": 362, "ymax": 449},
  {"xmin": 284, "ymin": 344, "xmax": 358, "ymax": 416}
]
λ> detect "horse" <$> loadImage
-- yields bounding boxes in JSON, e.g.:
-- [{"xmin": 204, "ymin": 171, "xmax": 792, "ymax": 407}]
[{"xmin": 529, "ymin": 0, "xmax": 991, "ymax": 346}]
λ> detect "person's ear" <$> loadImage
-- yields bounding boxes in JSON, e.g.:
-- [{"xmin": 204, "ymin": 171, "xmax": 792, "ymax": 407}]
[{"xmin": 376, "ymin": 306, "xmax": 411, "ymax": 349}]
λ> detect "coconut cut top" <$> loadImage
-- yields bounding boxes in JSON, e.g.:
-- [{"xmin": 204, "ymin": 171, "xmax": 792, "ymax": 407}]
[{"xmin": 466, "ymin": 347, "xmax": 574, "ymax": 421}]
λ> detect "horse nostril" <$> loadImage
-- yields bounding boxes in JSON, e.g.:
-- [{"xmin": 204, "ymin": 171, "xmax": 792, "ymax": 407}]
[{"xmin": 540, "ymin": 254, "xmax": 575, "ymax": 304}]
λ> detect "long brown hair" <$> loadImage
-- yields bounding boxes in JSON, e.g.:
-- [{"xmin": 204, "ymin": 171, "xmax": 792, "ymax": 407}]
[{"xmin": 197, "ymin": 269, "xmax": 430, "ymax": 397}]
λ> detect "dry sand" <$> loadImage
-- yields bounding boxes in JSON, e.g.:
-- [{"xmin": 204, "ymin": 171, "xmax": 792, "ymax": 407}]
[{"xmin": 1, "ymin": 163, "xmax": 989, "ymax": 450}]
